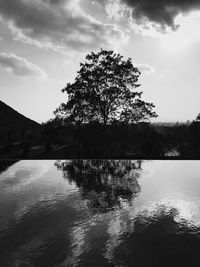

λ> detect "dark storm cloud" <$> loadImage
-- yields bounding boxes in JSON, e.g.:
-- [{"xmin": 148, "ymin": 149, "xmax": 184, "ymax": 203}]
[
  {"xmin": 121, "ymin": 0, "xmax": 200, "ymax": 29},
  {"xmin": 0, "ymin": 0, "xmax": 126, "ymax": 52}
]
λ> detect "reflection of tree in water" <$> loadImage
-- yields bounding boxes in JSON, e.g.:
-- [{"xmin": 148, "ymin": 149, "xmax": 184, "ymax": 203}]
[{"xmin": 55, "ymin": 160, "xmax": 142, "ymax": 212}]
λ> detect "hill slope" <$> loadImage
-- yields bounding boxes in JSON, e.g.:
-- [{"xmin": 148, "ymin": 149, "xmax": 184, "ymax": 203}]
[{"xmin": 0, "ymin": 100, "xmax": 41, "ymax": 133}]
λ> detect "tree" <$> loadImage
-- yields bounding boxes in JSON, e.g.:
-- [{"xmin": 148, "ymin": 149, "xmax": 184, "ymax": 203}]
[
  {"xmin": 196, "ymin": 113, "xmax": 200, "ymax": 122},
  {"xmin": 54, "ymin": 49, "xmax": 157, "ymax": 125}
]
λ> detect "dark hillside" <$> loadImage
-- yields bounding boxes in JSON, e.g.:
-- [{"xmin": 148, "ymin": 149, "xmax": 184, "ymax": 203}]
[
  {"xmin": 0, "ymin": 100, "xmax": 41, "ymax": 132},
  {"xmin": 0, "ymin": 100, "xmax": 43, "ymax": 158}
]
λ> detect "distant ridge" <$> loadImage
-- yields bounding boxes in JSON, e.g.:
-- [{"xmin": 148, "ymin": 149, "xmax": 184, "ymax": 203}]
[{"xmin": 0, "ymin": 100, "xmax": 41, "ymax": 133}]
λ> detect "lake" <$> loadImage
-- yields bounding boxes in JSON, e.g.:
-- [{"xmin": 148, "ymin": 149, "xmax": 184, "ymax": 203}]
[{"xmin": 1, "ymin": 160, "xmax": 200, "ymax": 267}]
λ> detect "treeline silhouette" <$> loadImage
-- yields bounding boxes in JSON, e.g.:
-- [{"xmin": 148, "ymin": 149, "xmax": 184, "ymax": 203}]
[
  {"xmin": 2, "ymin": 102, "xmax": 200, "ymax": 159},
  {"xmin": 42, "ymin": 119, "xmax": 200, "ymax": 159},
  {"xmin": 2, "ymin": 119, "xmax": 200, "ymax": 159},
  {"xmin": 0, "ymin": 125, "xmax": 53, "ymax": 159}
]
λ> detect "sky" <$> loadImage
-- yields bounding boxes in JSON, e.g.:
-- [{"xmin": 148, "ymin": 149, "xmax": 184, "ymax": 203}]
[{"xmin": 0, "ymin": 0, "xmax": 200, "ymax": 123}]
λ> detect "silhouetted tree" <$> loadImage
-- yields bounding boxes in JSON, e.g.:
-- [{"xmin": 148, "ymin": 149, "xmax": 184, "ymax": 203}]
[
  {"xmin": 54, "ymin": 49, "xmax": 157, "ymax": 125},
  {"xmin": 196, "ymin": 113, "xmax": 200, "ymax": 122}
]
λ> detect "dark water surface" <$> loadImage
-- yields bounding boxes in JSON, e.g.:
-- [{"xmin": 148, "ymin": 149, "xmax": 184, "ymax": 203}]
[{"xmin": 1, "ymin": 160, "xmax": 200, "ymax": 267}]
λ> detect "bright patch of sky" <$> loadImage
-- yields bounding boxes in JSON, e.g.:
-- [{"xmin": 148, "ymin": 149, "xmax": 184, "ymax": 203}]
[{"xmin": 0, "ymin": 0, "xmax": 200, "ymax": 123}]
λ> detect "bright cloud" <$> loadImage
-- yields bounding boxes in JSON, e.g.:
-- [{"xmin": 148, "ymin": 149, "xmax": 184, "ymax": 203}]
[
  {"xmin": 105, "ymin": 0, "xmax": 130, "ymax": 21},
  {"xmin": 0, "ymin": 52, "xmax": 47, "ymax": 78}
]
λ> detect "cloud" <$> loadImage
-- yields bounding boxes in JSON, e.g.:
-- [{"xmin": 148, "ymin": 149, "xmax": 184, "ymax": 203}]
[
  {"xmin": 135, "ymin": 63, "xmax": 155, "ymax": 75},
  {"xmin": 0, "ymin": 52, "xmax": 47, "ymax": 78},
  {"xmin": 120, "ymin": 0, "xmax": 200, "ymax": 31},
  {"xmin": 0, "ymin": 0, "xmax": 128, "ymax": 53},
  {"xmin": 104, "ymin": 0, "xmax": 130, "ymax": 21},
  {"xmin": 95, "ymin": 0, "xmax": 200, "ymax": 33}
]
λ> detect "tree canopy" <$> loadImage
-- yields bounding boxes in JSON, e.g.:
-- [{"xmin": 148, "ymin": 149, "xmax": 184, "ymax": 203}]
[
  {"xmin": 196, "ymin": 113, "xmax": 200, "ymax": 122},
  {"xmin": 54, "ymin": 49, "xmax": 157, "ymax": 125}
]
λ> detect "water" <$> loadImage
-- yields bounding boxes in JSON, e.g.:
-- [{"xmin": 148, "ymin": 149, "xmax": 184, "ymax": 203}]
[{"xmin": 1, "ymin": 160, "xmax": 200, "ymax": 267}]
